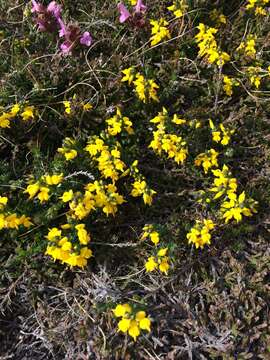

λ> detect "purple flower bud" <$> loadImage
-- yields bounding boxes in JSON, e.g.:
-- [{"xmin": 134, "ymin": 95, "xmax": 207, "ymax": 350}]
[
  {"xmin": 80, "ymin": 31, "xmax": 92, "ymax": 47},
  {"xmin": 117, "ymin": 3, "xmax": 131, "ymax": 23}
]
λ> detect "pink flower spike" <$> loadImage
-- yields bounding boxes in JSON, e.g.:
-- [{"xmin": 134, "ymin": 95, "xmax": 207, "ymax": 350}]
[
  {"xmin": 80, "ymin": 32, "xmax": 92, "ymax": 47},
  {"xmin": 47, "ymin": 1, "xmax": 62, "ymax": 18},
  {"xmin": 135, "ymin": 0, "xmax": 147, "ymax": 13},
  {"xmin": 117, "ymin": 3, "xmax": 131, "ymax": 23}
]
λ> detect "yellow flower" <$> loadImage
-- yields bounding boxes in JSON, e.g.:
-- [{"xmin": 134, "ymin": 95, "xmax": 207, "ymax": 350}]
[
  {"xmin": 136, "ymin": 311, "xmax": 151, "ymax": 332},
  {"xmin": 0, "ymin": 214, "xmax": 5, "ymax": 229},
  {"xmin": 157, "ymin": 247, "xmax": 168, "ymax": 257},
  {"xmin": 80, "ymin": 247, "xmax": 93, "ymax": 259},
  {"xmin": 145, "ymin": 256, "xmax": 158, "ymax": 272},
  {"xmin": 121, "ymin": 67, "xmax": 135, "ymax": 85},
  {"xmin": 118, "ymin": 318, "xmax": 131, "ymax": 333},
  {"xmin": 0, "ymin": 113, "xmax": 11, "ymax": 128},
  {"xmin": 45, "ymin": 174, "xmax": 63, "ymax": 185},
  {"xmin": 168, "ymin": 1, "xmax": 188, "ymax": 18},
  {"xmin": 46, "ymin": 227, "xmax": 62, "ymax": 241},
  {"xmin": 37, "ymin": 187, "xmax": 50, "ymax": 202},
  {"xmin": 150, "ymin": 19, "xmax": 171, "ymax": 46},
  {"xmin": 24, "ymin": 182, "xmax": 40, "ymax": 199},
  {"xmin": 60, "ymin": 190, "xmax": 74, "ymax": 202},
  {"xmin": 82, "ymin": 102, "xmax": 93, "ymax": 111},
  {"xmin": 128, "ymin": 320, "xmax": 140, "ymax": 341},
  {"xmin": 75, "ymin": 223, "xmax": 91, "ymax": 245},
  {"xmin": 159, "ymin": 258, "xmax": 170, "ymax": 274},
  {"xmin": 139, "ymin": 317, "xmax": 151, "ymax": 332},
  {"xmin": 21, "ymin": 106, "xmax": 35, "ymax": 121},
  {"xmin": 5, "ymin": 214, "xmax": 21, "ymax": 229},
  {"xmin": 63, "ymin": 101, "xmax": 71, "ymax": 114},
  {"xmin": 113, "ymin": 303, "xmax": 132, "ymax": 317},
  {"xmin": 149, "ymin": 231, "xmax": 160, "ymax": 245},
  {"xmin": 10, "ymin": 103, "xmax": 20, "ymax": 116},
  {"xmin": 0, "ymin": 196, "xmax": 8, "ymax": 208},
  {"xmin": 65, "ymin": 149, "xmax": 78, "ymax": 161},
  {"xmin": 18, "ymin": 215, "xmax": 33, "ymax": 227}
]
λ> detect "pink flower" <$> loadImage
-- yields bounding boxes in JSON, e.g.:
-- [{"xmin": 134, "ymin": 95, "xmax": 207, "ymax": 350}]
[
  {"xmin": 31, "ymin": 0, "xmax": 45, "ymax": 13},
  {"xmin": 31, "ymin": 0, "xmax": 62, "ymax": 33},
  {"xmin": 80, "ymin": 32, "xmax": 92, "ymax": 47},
  {"xmin": 60, "ymin": 41, "xmax": 73, "ymax": 55},
  {"xmin": 135, "ymin": 0, "xmax": 147, "ymax": 13},
  {"xmin": 59, "ymin": 24, "xmax": 93, "ymax": 54},
  {"xmin": 47, "ymin": 1, "xmax": 62, "ymax": 19},
  {"xmin": 117, "ymin": 3, "xmax": 131, "ymax": 23},
  {"xmin": 58, "ymin": 18, "xmax": 67, "ymax": 37}
]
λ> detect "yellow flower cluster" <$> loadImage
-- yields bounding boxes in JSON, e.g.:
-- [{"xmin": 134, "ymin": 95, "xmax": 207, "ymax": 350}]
[
  {"xmin": 141, "ymin": 224, "xmax": 160, "ymax": 245},
  {"xmin": 149, "ymin": 108, "xmax": 188, "ymax": 165},
  {"xmin": 0, "ymin": 103, "xmax": 36, "ymax": 128},
  {"xmin": 209, "ymin": 166, "xmax": 257, "ymax": 222},
  {"xmin": 130, "ymin": 161, "xmax": 156, "ymax": 205},
  {"xmin": 150, "ymin": 18, "xmax": 171, "ymax": 46},
  {"xmin": 246, "ymin": 0, "xmax": 270, "ymax": 16},
  {"xmin": 223, "ymin": 76, "xmax": 239, "ymax": 96},
  {"xmin": 145, "ymin": 247, "xmax": 170, "ymax": 274},
  {"xmin": 45, "ymin": 223, "xmax": 92, "ymax": 268},
  {"xmin": 69, "ymin": 180, "xmax": 125, "ymax": 218},
  {"xmin": 122, "ymin": 67, "xmax": 159, "ymax": 103},
  {"xmin": 106, "ymin": 107, "xmax": 133, "ymax": 136},
  {"xmin": 85, "ymin": 137, "xmax": 126, "ymax": 182},
  {"xmin": 113, "ymin": 303, "xmax": 151, "ymax": 341},
  {"xmin": 237, "ymin": 35, "xmax": 257, "ymax": 58},
  {"xmin": 187, "ymin": 219, "xmax": 215, "ymax": 249},
  {"xmin": 209, "ymin": 165, "xmax": 238, "ymax": 200},
  {"xmin": 63, "ymin": 95, "xmax": 92, "ymax": 115},
  {"xmin": 167, "ymin": 0, "xmax": 188, "ymax": 18},
  {"xmin": 194, "ymin": 149, "xmax": 219, "ymax": 173},
  {"xmin": 24, "ymin": 174, "xmax": 63, "ymax": 203},
  {"xmin": 58, "ymin": 137, "xmax": 78, "ymax": 161},
  {"xmin": 141, "ymin": 225, "xmax": 170, "ymax": 274},
  {"xmin": 196, "ymin": 165, "xmax": 257, "ymax": 226},
  {"xmin": 246, "ymin": 66, "xmax": 262, "ymax": 88},
  {"xmin": 209, "ymin": 119, "xmax": 235, "ymax": 146},
  {"xmin": 195, "ymin": 23, "xmax": 230, "ymax": 66},
  {"xmin": 0, "ymin": 196, "xmax": 33, "ymax": 230},
  {"xmin": 221, "ymin": 191, "xmax": 257, "ymax": 223}
]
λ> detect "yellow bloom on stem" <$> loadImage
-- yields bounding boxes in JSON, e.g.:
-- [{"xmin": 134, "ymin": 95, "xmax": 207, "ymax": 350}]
[
  {"xmin": 24, "ymin": 182, "xmax": 40, "ymax": 199},
  {"xmin": 159, "ymin": 258, "xmax": 170, "ymax": 274},
  {"xmin": 37, "ymin": 187, "xmax": 50, "ymax": 203},
  {"xmin": 150, "ymin": 18, "xmax": 171, "ymax": 46},
  {"xmin": 45, "ymin": 174, "xmax": 63, "ymax": 185},
  {"xmin": 21, "ymin": 106, "xmax": 35, "ymax": 121},
  {"xmin": 121, "ymin": 67, "xmax": 135, "ymax": 85},
  {"xmin": 46, "ymin": 227, "xmax": 62, "ymax": 241},
  {"xmin": 149, "ymin": 231, "xmax": 160, "ymax": 245},
  {"xmin": 0, "ymin": 196, "xmax": 8, "ymax": 208},
  {"xmin": 60, "ymin": 190, "xmax": 74, "ymax": 202},
  {"xmin": 118, "ymin": 318, "xmax": 131, "ymax": 333},
  {"xmin": 113, "ymin": 303, "xmax": 132, "ymax": 317},
  {"xmin": 145, "ymin": 256, "xmax": 158, "ymax": 272},
  {"xmin": 128, "ymin": 320, "xmax": 140, "ymax": 341}
]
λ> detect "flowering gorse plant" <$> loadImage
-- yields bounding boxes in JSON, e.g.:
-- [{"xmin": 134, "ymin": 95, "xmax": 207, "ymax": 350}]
[{"xmin": 113, "ymin": 303, "xmax": 151, "ymax": 341}]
